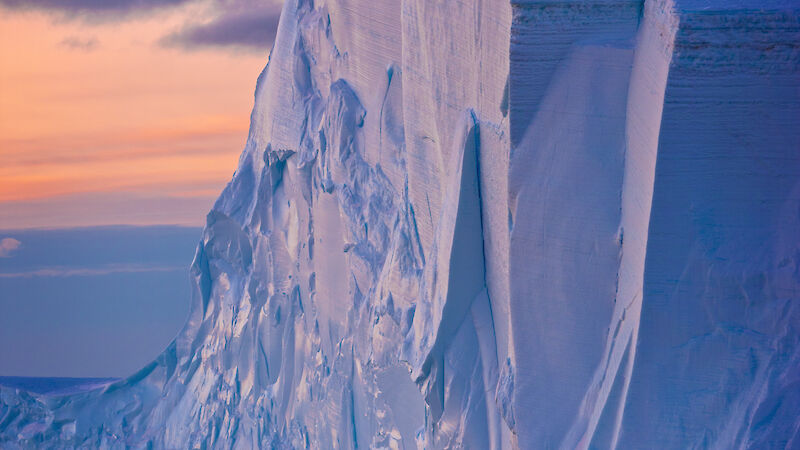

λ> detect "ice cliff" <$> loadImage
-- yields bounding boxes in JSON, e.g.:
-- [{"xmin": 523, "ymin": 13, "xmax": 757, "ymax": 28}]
[{"xmin": 2, "ymin": 0, "xmax": 799, "ymax": 448}]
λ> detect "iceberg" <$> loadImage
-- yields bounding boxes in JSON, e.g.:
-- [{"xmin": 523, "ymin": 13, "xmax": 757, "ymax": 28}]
[{"xmin": 1, "ymin": 0, "xmax": 798, "ymax": 448}]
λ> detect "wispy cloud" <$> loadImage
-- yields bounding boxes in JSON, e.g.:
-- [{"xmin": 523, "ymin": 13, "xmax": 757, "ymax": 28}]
[
  {"xmin": 0, "ymin": 191, "xmax": 215, "ymax": 229},
  {"xmin": 59, "ymin": 35, "xmax": 100, "ymax": 51},
  {"xmin": 0, "ymin": 263, "xmax": 185, "ymax": 278},
  {"xmin": 0, "ymin": 125, "xmax": 246, "ymax": 168},
  {"xmin": 0, "ymin": 238, "xmax": 21, "ymax": 257},
  {"xmin": 0, "ymin": 119, "xmax": 245, "ymax": 204},
  {"xmin": 160, "ymin": 5, "xmax": 281, "ymax": 52}
]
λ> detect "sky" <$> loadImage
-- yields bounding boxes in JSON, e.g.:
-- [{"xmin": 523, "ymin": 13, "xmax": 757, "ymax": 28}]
[
  {"xmin": 0, "ymin": 0, "xmax": 282, "ymax": 377},
  {"xmin": 0, "ymin": 226, "xmax": 201, "ymax": 377},
  {"xmin": 0, "ymin": 0, "xmax": 282, "ymax": 229}
]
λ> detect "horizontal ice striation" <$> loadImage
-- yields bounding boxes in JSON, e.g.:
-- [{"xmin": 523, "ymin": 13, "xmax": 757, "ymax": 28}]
[{"xmin": 1, "ymin": 0, "xmax": 798, "ymax": 448}]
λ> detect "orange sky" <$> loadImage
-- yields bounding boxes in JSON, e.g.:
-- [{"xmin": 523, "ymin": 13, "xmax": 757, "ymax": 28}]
[{"xmin": 0, "ymin": 5, "xmax": 268, "ymax": 228}]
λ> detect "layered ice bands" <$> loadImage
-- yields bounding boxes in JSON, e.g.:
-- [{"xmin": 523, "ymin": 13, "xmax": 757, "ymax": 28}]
[{"xmin": 1, "ymin": 0, "xmax": 798, "ymax": 448}]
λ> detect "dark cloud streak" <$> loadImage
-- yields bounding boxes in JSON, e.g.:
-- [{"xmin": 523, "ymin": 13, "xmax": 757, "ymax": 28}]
[
  {"xmin": 0, "ymin": 0, "xmax": 283, "ymax": 52},
  {"xmin": 59, "ymin": 36, "xmax": 100, "ymax": 51},
  {"xmin": 0, "ymin": 0, "xmax": 190, "ymax": 18},
  {"xmin": 160, "ymin": 6, "xmax": 281, "ymax": 52}
]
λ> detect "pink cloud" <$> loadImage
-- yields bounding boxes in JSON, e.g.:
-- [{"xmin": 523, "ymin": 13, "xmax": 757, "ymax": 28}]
[{"xmin": 0, "ymin": 237, "xmax": 21, "ymax": 257}]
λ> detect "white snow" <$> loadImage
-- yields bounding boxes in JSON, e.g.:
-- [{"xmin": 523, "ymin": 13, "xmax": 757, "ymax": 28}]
[{"xmin": 1, "ymin": 0, "xmax": 798, "ymax": 448}]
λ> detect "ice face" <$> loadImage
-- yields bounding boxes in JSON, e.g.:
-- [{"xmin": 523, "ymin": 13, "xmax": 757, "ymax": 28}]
[{"xmin": 1, "ymin": 0, "xmax": 798, "ymax": 448}]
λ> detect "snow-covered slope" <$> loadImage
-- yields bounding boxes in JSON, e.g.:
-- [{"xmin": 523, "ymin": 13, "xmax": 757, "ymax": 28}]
[{"xmin": 2, "ymin": 0, "xmax": 798, "ymax": 448}]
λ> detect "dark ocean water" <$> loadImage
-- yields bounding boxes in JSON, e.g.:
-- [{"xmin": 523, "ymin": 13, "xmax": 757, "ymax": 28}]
[{"xmin": 0, "ymin": 376, "xmax": 119, "ymax": 396}]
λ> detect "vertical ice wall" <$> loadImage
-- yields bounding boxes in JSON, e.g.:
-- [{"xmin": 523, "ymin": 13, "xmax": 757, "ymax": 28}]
[
  {"xmin": 618, "ymin": 2, "xmax": 800, "ymax": 447},
  {"xmin": 1, "ymin": 0, "xmax": 798, "ymax": 448},
  {"xmin": 508, "ymin": 0, "xmax": 799, "ymax": 448}
]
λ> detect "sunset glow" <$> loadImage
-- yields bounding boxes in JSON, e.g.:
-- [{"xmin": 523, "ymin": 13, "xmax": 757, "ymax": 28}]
[{"xmin": 0, "ymin": 4, "xmax": 271, "ymax": 228}]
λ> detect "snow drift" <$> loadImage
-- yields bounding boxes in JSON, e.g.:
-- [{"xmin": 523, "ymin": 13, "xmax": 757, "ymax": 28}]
[{"xmin": 2, "ymin": 0, "xmax": 798, "ymax": 448}]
